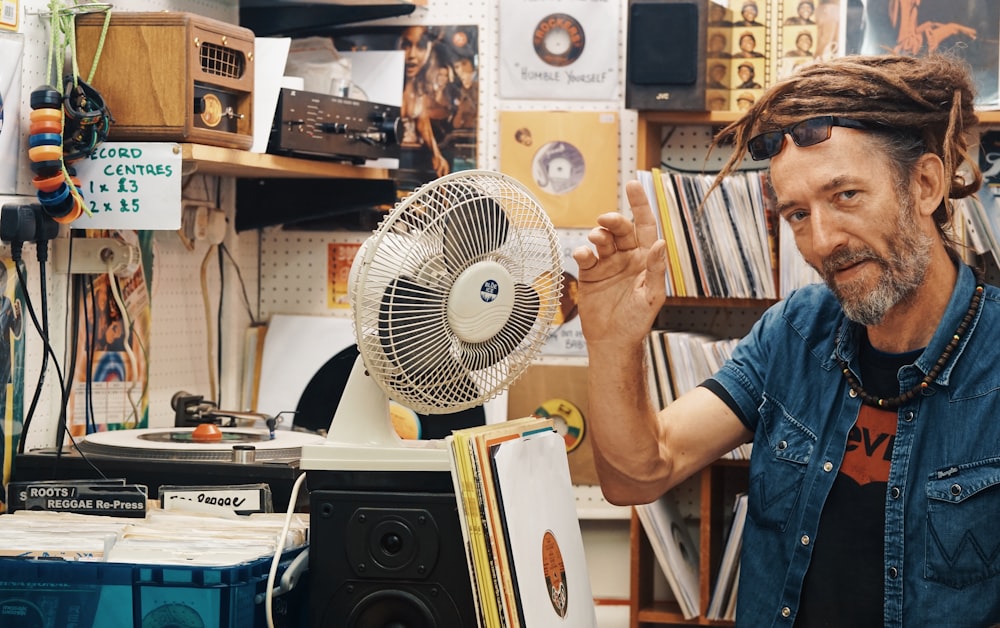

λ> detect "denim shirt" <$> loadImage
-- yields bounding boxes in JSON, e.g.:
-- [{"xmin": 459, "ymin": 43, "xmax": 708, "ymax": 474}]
[{"xmin": 711, "ymin": 264, "xmax": 1000, "ymax": 627}]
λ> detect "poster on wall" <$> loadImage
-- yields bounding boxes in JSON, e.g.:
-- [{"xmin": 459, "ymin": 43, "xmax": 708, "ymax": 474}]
[
  {"xmin": 857, "ymin": 0, "xmax": 999, "ymax": 109},
  {"xmin": 0, "ymin": 257, "xmax": 24, "ymax": 512},
  {"xmin": 331, "ymin": 25, "xmax": 479, "ymax": 196},
  {"xmin": 0, "ymin": 31, "xmax": 23, "ymax": 193},
  {"xmin": 499, "ymin": 0, "xmax": 620, "ymax": 100},
  {"xmin": 68, "ymin": 230, "xmax": 153, "ymax": 435},
  {"xmin": 499, "ymin": 110, "xmax": 619, "ymax": 228}
]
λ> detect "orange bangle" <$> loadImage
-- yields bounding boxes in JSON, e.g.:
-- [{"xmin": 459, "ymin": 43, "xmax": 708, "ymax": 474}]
[
  {"xmin": 54, "ymin": 195, "xmax": 86, "ymax": 224},
  {"xmin": 28, "ymin": 144, "xmax": 62, "ymax": 162},
  {"xmin": 29, "ymin": 119, "xmax": 62, "ymax": 135},
  {"xmin": 29, "ymin": 108, "xmax": 62, "ymax": 123},
  {"xmin": 32, "ymin": 172, "xmax": 66, "ymax": 192}
]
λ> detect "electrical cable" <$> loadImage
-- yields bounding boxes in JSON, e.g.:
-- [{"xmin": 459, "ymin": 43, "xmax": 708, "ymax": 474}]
[
  {"xmin": 219, "ymin": 242, "xmax": 257, "ymax": 324},
  {"xmin": 106, "ymin": 265, "xmax": 141, "ymax": 428},
  {"xmin": 217, "ymin": 245, "xmax": 224, "ymax": 407},
  {"xmin": 200, "ymin": 243, "xmax": 219, "ymax": 401},
  {"xmin": 265, "ymin": 471, "xmax": 306, "ymax": 628},
  {"xmin": 13, "ymin": 256, "xmax": 68, "ymax": 459}
]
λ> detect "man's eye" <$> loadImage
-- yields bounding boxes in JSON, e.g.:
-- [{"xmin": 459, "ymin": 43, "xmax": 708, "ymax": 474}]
[{"xmin": 838, "ymin": 190, "xmax": 858, "ymax": 201}]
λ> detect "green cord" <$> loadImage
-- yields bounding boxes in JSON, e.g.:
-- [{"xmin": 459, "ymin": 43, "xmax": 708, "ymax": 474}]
[{"xmin": 42, "ymin": 1, "xmax": 114, "ymax": 218}]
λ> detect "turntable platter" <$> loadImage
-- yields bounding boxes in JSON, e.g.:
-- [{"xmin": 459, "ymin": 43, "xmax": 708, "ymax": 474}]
[{"xmin": 77, "ymin": 428, "xmax": 325, "ymax": 462}]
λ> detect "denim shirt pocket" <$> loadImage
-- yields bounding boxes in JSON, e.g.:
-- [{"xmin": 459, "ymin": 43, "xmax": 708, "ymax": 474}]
[
  {"xmin": 924, "ymin": 459, "xmax": 1000, "ymax": 589},
  {"xmin": 748, "ymin": 395, "xmax": 816, "ymax": 532}
]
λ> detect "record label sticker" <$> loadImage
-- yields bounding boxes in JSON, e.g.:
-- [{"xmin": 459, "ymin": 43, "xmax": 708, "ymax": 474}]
[
  {"xmin": 542, "ymin": 529, "xmax": 569, "ymax": 617},
  {"xmin": 533, "ymin": 13, "xmax": 585, "ymax": 67},
  {"xmin": 534, "ymin": 398, "xmax": 586, "ymax": 453}
]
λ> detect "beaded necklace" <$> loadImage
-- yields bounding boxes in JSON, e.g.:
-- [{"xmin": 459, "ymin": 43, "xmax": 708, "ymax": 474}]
[{"xmin": 837, "ymin": 272, "xmax": 985, "ymax": 410}]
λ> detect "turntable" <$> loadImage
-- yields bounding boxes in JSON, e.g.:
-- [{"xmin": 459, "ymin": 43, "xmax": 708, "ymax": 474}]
[{"xmin": 13, "ymin": 395, "xmax": 324, "ymax": 512}]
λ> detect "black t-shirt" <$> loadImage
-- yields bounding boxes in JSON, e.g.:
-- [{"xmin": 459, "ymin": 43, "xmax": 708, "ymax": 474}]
[{"xmin": 795, "ymin": 335, "xmax": 919, "ymax": 627}]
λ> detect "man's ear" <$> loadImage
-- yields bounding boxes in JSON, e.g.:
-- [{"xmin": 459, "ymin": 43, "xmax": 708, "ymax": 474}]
[{"xmin": 913, "ymin": 153, "xmax": 946, "ymax": 218}]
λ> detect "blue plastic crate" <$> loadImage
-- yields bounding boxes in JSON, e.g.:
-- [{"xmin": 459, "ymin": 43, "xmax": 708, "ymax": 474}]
[{"xmin": 0, "ymin": 547, "xmax": 306, "ymax": 628}]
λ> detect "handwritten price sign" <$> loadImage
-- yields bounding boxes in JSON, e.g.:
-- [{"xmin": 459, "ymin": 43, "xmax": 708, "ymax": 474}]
[{"xmin": 72, "ymin": 142, "xmax": 182, "ymax": 230}]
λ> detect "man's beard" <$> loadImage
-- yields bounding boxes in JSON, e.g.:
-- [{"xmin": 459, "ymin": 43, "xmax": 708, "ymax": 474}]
[{"xmin": 818, "ymin": 197, "xmax": 933, "ymax": 326}]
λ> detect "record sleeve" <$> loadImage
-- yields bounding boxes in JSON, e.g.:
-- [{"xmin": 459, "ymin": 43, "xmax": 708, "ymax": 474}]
[
  {"xmin": 491, "ymin": 429, "xmax": 597, "ymax": 626},
  {"xmin": 499, "ymin": 110, "xmax": 619, "ymax": 228},
  {"xmin": 499, "ymin": 0, "xmax": 619, "ymax": 100},
  {"xmin": 0, "ymin": 31, "xmax": 23, "ymax": 194}
]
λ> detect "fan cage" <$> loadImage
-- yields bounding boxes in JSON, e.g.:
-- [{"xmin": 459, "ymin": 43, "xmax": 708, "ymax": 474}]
[{"xmin": 354, "ymin": 171, "xmax": 563, "ymax": 415}]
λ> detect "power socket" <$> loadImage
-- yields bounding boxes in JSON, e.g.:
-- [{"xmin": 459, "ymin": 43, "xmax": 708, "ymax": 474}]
[
  {"xmin": 52, "ymin": 237, "xmax": 140, "ymax": 277},
  {"xmin": 182, "ymin": 204, "xmax": 226, "ymax": 245}
]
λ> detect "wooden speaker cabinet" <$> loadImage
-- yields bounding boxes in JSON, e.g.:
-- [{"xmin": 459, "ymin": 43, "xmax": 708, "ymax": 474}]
[{"xmin": 75, "ymin": 12, "xmax": 254, "ymax": 149}]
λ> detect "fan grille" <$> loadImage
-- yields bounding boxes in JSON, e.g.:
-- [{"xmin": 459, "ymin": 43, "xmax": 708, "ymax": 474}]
[{"xmin": 354, "ymin": 171, "xmax": 563, "ymax": 414}]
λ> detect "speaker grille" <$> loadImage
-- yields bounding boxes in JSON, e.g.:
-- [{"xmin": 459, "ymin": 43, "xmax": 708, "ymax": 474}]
[{"xmin": 199, "ymin": 42, "xmax": 246, "ymax": 80}]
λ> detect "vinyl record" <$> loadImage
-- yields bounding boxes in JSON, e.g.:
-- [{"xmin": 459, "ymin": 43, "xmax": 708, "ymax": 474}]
[
  {"xmin": 76, "ymin": 428, "xmax": 323, "ymax": 462},
  {"xmin": 533, "ymin": 13, "xmax": 585, "ymax": 67},
  {"xmin": 531, "ymin": 141, "xmax": 584, "ymax": 195},
  {"xmin": 534, "ymin": 398, "xmax": 585, "ymax": 453}
]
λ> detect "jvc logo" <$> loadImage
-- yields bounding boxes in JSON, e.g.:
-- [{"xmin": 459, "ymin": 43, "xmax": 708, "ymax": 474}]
[{"xmin": 480, "ymin": 280, "xmax": 499, "ymax": 302}]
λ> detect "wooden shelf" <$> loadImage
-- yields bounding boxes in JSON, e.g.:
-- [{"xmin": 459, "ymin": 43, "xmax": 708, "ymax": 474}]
[
  {"xmin": 631, "ymin": 461, "xmax": 749, "ymax": 628},
  {"xmin": 180, "ymin": 144, "xmax": 390, "ymax": 180}
]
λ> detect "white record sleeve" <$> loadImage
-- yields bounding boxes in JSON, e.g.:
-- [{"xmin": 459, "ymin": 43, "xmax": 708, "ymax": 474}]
[
  {"xmin": 492, "ymin": 429, "xmax": 597, "ymax": 626},
  {"xmin": 499, "ymin": 0, "xmax": 620, "ymax": 100}
]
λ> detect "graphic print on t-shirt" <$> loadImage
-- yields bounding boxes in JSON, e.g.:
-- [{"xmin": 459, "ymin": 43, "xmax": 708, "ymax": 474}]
[{"xmin": 840, "ymin": 404, "xmax": 896, "ymax": 485}]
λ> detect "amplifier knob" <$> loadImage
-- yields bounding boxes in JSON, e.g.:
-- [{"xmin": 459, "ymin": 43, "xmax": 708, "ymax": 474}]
[{"xmin": 320, "ymin": 122, "xmax": 348, "ymax": 134}]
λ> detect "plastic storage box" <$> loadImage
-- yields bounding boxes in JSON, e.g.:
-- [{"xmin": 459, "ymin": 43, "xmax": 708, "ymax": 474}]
[{"xmin": 0, "ymin": 547, "xmax": 306, "ymax": 628}]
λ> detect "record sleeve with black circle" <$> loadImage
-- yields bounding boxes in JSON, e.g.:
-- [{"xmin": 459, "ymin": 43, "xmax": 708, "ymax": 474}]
[{"xmin": 499, "ymin": 0, "xmax": 619, "ymax": 99}]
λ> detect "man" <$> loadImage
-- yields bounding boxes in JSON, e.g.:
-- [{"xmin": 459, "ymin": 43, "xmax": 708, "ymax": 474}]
[
  {"xmin": 734, "ymin": 0, "xmax": 764, "ymax": 26},
  {"xmin": 735, "ymin": 62, "xmax": 762, "ymax": 89},
  {"xmin": 784, "ymin": 30, "xmax": 815, "ymax": 57},
  {"xmin": 733, "ymin": 31, "xmax": 765, "ymax": 58},
  {"xmin": 784, "ymin": 0, "xmax": 816, "ymax": 25},
  {"xmin": 573, "ymin": 53, "xmax": 999, "ymax": 627}
]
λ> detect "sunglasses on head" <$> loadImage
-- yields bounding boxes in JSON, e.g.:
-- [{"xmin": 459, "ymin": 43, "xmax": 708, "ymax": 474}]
[{"xmin": 747, "ymin": 116, "xmax": 873, "ymax": 161}]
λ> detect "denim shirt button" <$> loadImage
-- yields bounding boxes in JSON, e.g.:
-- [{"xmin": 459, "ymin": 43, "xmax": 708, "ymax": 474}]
[
  {"xmin": 904, "ymin": 411, "xmax": 915, "ymax": 422},
  {"xmin": 848, "ymin": 389, "xmax": 858, "ymax": 398},
  {"xmin": 890, "ymin": 486, "xmax": 901, "ymax": 499},
  {"xmin": 888, "ymin": 566, "xmax": 898, "ymax": 579},
  {"xmin": 781, "ymin": 606, "xmax": 792, "ymax": 618},
  {"xmin": 777, "ymin": 440, "xmax": 788, "ymax": 451},
  {"xmin": 800, "ymin": 534, "xmax": 810, "ymax": 546},
  {"xmin": 950, "ymin": 483, "xmax": 962, "ymax": 496},
  {"xmin": 822, "ymin": 461, "xmax": 833, "ymax": 472}
]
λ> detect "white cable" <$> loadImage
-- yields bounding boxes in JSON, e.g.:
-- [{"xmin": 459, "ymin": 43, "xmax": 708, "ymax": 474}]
[
  {"xmin": 266, "ymin": 471, "xmax": 307, "ymax": 628},
  {"xmin": 106, "ymin": 266, "xmax": 141, "ymax": 427}
]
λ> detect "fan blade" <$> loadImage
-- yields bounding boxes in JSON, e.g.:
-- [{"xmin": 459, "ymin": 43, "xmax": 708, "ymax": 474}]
[
  {"xmin": 378, "ymin": 276, "xmax": 450, "ymax": 373},
  {"xmin": 378, "ymin": 277, "xmax": 482, "ymax": 407},
  {"xmin": 443, "ymin": 192, "xmax": 511, "ymax": 273},
  {"xmin": 461, "ymin": 283, "xmax": 541, "ymax": 372}
]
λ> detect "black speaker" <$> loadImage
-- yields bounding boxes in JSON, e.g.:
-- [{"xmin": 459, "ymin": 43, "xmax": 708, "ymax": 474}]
[
  {"xmin": 308, "ymin": 480, "xmax": 477, "ymax": 627},
  {"xmin": 626, "ymin": 0, "xmax": 706, "ymax": 110}
]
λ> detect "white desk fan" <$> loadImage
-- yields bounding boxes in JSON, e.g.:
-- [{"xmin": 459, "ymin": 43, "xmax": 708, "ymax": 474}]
[{"xmin": 299, "ymin": 170, "xmax": 563, "ymax": 473}]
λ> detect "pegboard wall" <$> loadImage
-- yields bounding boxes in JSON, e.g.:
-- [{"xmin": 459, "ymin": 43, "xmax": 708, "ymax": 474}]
[
  {"xmin": 8, "ymin": 0, "xmax": 733, "ymax": 491},
  {"xmin": 11, "ymin": 0, "xmax": 244, "ymax": 450}
]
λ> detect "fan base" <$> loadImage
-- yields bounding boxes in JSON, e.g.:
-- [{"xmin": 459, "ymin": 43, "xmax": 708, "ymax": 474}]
[{"xmin": 299, "ymin": 440, "xmax": 451, "ymax": 472}]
